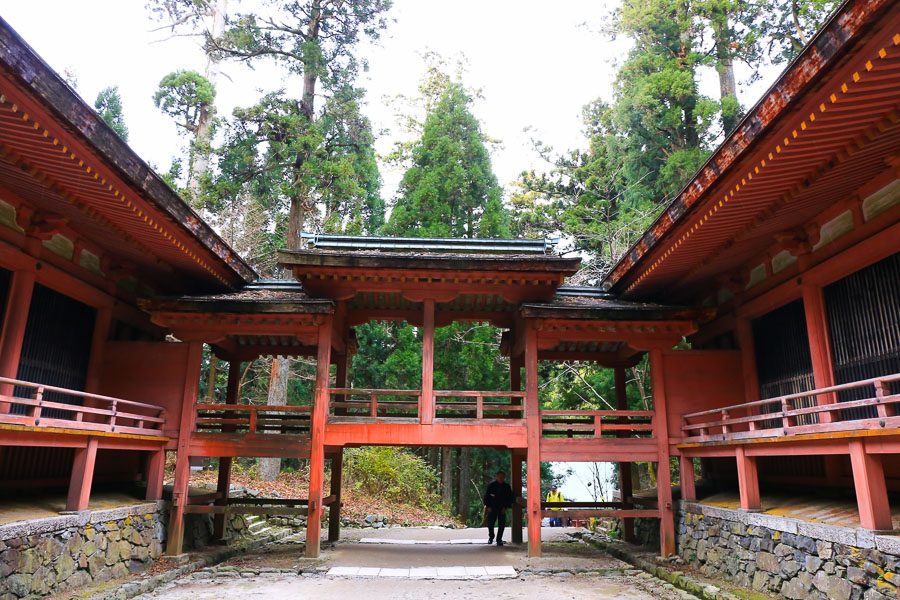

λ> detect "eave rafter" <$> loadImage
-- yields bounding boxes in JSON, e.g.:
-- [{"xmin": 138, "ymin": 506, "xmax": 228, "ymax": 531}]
[
  {"xmin": 533, "ymin": 318, "xmax": 697, "ymax": 352},
  {"xmin": 296, "ymin": 268, "xmax": 563, "ymax": 304}
]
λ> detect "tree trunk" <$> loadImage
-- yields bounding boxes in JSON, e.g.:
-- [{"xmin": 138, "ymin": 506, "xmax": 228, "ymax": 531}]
[
  {"xmin": 206, "ymin": 354, "xmax": 218, "ymax": 403},
  {"xmin": 428, "ymin": 447, "xmax": 439, "ymax": 471},
  {"xmin": 258, "ymin": 356, "xmax": 290, "ymax": 481},
  {"xmin": 187, "ymin": 0, "xmax": 228, "ymax": 203},
  {"xmin": 458, "ymin": 447, "xmax": 471, "ymax": 522},
  {"xmin": 678, "ymin": 0, "xmax": 699, "ymax": 149},
  {"xmin": 711, "ymin": 7, "xmax": 739, "ymax": 134},
  {"xmin": 441, "ymin": 447, "xmax": 453, "ymax": 507}
]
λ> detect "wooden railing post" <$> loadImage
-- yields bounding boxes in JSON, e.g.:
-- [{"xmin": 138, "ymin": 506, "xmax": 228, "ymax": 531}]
[
  {"xmin": 874, "ymin": 379, "xmax": 894, "ymax": 417},
  {"xmin": 371, "ymin": 394, "xmax": 378, "ymax": 418},
  {"xmin": 781, "ymin": 398, "xmax": 793, "ymax": 430},
  {"xmin": 476, "ymin": 395, "xmax": 483, "ymax": 420},
  {"xmin": 248, "ymin": 407, "xmax": 257, "ymax": 434},
  {"xmin": 108, "ymin": 399, "xmax": 117, "ymax": 432},
  {"xmin": 594, "ymin": 414, "xmax": 602, "ymax": 438},
  {"xmin": 32, "ymin": 386, "xmax": 43, "ymax": 426}
]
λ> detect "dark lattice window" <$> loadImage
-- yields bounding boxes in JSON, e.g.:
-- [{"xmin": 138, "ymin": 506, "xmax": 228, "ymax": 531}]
[
  {"xmin": 14, "ymin": 284, "xmax": 96, "ymax": 417},
  {"xmin": 824, "ymin": 253, "xmax": 900, "ymax": 420},
  {"xmin": 752, "ymin": 300, "xmax": 817, "ymax": 427}
]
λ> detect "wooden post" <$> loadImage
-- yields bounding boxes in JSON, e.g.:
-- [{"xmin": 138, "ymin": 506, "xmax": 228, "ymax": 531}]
[
  {"xmin": 511, "ymin": 451, "xmax": 523, "ymax": 544},
  {"xmin": 679, "ymin": 455, "xmax": 696, "ymax": 502},
  {"xmin": 615, "ymin": 366, "xmax": 636, "ymax": 543},
  {"xmin": 802, "ymin": 284, "xmax": 836, "ymax": 421},
  {"xmin": 735, "ymin": 317, "xmax": 759, "ymax": 430},
  {"xmin": 66, "ymin": 437, "xmax": 99, "ymax": 511},
  {"xmin": 213, "ymin": 359, "xmax": 241, "ymax": 541},
  {"xmin": 145, "ymin": 449, "xmax": 165, "ymax": 501},
  {"xmin": 328, "ymin": 449, "xmax": 343, "ymax": 542},
  {"xmin": 525, "ymin": 324, "xmax": 542, "ymax": 557},
  {"xmin": 802, "ymin": 284, "xmax": 845, "ymax": 483},
  {"xmin": 649, "ymin": 349, "xmax": 676, "ymax": 557},
  {"xmin": 0, "ymin": 268, "xmax": 36, "ymax": 408},
  {"xmin": 510, "ymin": 354, "xmax": 522, "ymax": 392},
  {"xmin": 420, "ymin": 299, "xmax": 435, "ymax": 425},
  {"xmin": 84, "ymin": 305, "xmax": 113, "ymax": 394},
  {"xmin": 306, "ymin": 317, "xmax": 333, "ymax": 558},
  {"xmin": 510, "ymin": 351, "xmax": 523, "ymax": 419},
  {"xmin": 849, "ymin": 440, "xmax": 892, "ymax": 530},
  {"xmin": 166, "ymin": 341, "xmax": 203, "ymax": 556},
  {"xmin": 735, "ymin": 446, "xmax": 761, "ymax": 510},
  {"xmin": 333, "ymin": 352, "xmax": 348, "ymax": 417},
  {"xmin": 334, "ymin": 353, "xmax": 348, "ymax": 388}
]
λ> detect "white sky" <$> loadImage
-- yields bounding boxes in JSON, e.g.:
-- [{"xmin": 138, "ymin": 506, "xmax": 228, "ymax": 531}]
[{"xmin": 2, "ymin": 0, "xmax": 782, "ymax": 204}]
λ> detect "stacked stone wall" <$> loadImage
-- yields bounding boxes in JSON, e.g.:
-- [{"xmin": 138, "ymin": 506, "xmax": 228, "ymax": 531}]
[
  {"xmin": 677, "ymin": 500, "xmax": 899, "ymax": 600},
  {"xmin": 0, "ymin": 502, "xmax": 248, "ymax": 598}
]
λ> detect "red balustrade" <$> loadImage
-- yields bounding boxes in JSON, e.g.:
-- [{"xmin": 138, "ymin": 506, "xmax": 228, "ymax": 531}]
[
  {"xmin": 0, "ymin": 376, "xmax": 166, "ymax": 436},
  {"xmin": 682, "ymin": 373, "xmax": 900, "ymax": 443}
]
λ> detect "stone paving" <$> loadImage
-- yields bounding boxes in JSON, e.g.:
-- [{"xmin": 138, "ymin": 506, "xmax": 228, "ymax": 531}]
[
  {"xmin": 133, "ymin": 526, "xmax": 702, "ymax": 600},
  {"xmin": 326, "ymin": 564, "xmax": 518, "ymax": 578}
]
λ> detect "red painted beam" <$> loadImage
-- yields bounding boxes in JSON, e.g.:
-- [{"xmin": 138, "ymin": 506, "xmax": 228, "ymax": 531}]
[
  {"xmin": 323, "ymin": 422, "xmax": 527, "ymax": 448},
  {"xmin": 539, "ymin": 438, "xmax": 658, "ymax": 463}
]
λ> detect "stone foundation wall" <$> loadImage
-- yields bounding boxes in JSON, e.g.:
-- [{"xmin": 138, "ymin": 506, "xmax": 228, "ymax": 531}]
[
  {"xmin": 0, "ymin": 502, "xmax": 249, "ymax": 599},
  {"xmin": 676, "ymin": 500, "xmax": 899, "ymax": 600}
]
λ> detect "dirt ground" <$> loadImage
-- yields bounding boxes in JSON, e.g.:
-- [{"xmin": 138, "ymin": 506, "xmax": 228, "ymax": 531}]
[{"xmin": 140, "ymin": 526, "xmax": 699, "ymax": 600}]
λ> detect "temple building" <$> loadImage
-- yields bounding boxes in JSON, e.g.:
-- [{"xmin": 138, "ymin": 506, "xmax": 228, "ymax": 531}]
[{"xmin": 0, "ymin": 0, "xmax": 897, "ymax": 596}]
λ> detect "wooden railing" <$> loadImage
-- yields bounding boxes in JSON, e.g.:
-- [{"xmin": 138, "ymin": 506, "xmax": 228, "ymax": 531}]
[
  {"xmin": 183, "ymin": 495, "xmax": 337, "ymax": 516},
  {"xmin": 540, "ymin": 500, "xmax": 659, "ymax": 520},
  {"xmin": 328, "ymin": 389, "xmax": 527, "ymax": 421},
  {"xmin": 682, "ymin": 373, "xmax": 900, "ymax": 443},
  {"xmin": 0, "ymin": 376, "xmax": 166, "ymax": 436},
  {"xmin": 329, "ymin": 388, "xmax": 421, "ymax": 419},
  {"xmin": 540, "ymin": 410, "xmax": 654, "ymax": 438},
  {"xmin": 433, "ymin": 391, "xmax": 525, "ymax": 420},
  {"xmin": 195, "ymin": 404, "xmax": 311, "ymax": 435}
]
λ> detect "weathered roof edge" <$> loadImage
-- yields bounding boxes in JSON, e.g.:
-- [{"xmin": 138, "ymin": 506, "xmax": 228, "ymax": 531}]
[
  {"xmin": 601, "ymin": 0, "xmax": 893, "ymax": 295},
  {"xmin": 0, "ymin": 17, "xmax": 257, "ymax": 286},
  {"xmin": 138, "ymin": 280, "xmax": 333, "ymax": 315},
  {"xmin": 519, "ymin": 298, "xmax": 709, "ymax": 322},
  {"xmin": 302, "ymin": 232, "xmax": 556, "ymax": 254},
  {"xmin": 139, "ymin": 298, "xmax": 334, "ymax": 315},
  {"xmin": 277, "ymin": 249, "xmax": 582, "ymax": 273}
]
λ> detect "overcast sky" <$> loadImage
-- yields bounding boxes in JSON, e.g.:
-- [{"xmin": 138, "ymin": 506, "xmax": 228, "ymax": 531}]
[{"xmin": 2, "ymin": 1, "xmax": 781, "ymax": 202}]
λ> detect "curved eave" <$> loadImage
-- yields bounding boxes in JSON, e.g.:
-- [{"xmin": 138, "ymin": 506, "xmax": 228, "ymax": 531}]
[
  {"xmin": 0, "ymin": 17, "xmax": 256, "ymax": 288},
  {"xmin": 602, "ymin": 0, "xmax": 898, "ymax": 298}
]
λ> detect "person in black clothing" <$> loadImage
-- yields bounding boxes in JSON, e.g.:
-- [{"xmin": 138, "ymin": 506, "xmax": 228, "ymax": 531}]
[{"xmin": 483, "ymin": 470, "xmax": 514, "ymax": 546}]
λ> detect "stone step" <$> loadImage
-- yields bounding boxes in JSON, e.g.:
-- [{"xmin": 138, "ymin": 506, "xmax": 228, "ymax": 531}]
[
  {"xmin": 358, "ymin": 537, "xmax": 492, "ymax": 545},
  {"xmin": 326, "ymin": 565, "xmax": 517, "ymax": 580}
]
